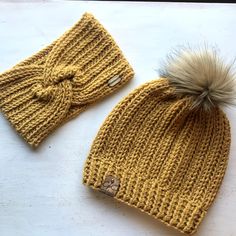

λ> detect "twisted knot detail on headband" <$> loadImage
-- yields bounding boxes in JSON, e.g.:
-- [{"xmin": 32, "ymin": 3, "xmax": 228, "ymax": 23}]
[{"xmin": 31, "ymin": 66, "xmax": 81, "ymax": 101}]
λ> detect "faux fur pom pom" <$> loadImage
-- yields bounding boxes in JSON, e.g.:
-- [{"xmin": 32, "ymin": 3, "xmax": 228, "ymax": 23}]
[{"xmin": 160, "ymin": 47, "xmax": 236, "ymax": 110}]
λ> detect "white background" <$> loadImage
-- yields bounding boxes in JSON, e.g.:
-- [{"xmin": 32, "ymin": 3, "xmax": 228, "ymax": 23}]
[{"xmin": 0, "ymin": 1, "xmax": 236, "ymax": 236}]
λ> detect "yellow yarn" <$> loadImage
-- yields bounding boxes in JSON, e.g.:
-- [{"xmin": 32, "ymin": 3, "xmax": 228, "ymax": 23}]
[
  {"xmin": 0, "ymin": 13, "xmax": 134, "ymax": 147},
  {"xmin": 83, "ymin": 78, "xmax": 231, "ymax": 235}
]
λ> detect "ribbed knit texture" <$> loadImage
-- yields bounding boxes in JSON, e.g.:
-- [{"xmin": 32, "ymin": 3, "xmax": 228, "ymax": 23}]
[
  {"xmin": 83, "ymin": 78, "xmax": 231, "ymax": 235},
  {"xmin": 0, "ymin": 13, "xmax": 134, "ymax": 147}
]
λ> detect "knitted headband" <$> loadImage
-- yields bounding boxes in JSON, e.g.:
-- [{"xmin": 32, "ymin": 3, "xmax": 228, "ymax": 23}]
[
  {"xmin": 83, "ymin": 47, "xmax": 235, "ymax": 234},
  {"xmin": 0, "ymin": 13, "xmax": 134, "ymax": 147}
]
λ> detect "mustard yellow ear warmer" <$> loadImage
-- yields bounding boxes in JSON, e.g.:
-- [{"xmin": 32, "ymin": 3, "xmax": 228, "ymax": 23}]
[
  {"xmin": 0, "ymin": 13, "xmax": 134, "ymax": 147},
  {"xmin": 83, "ymin": 48, "xmax": 235, "ymax": 234}
]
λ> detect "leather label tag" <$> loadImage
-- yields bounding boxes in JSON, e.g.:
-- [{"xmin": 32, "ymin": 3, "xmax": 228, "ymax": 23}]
[{"xmin": 100, "ymin": 175, "xmax": 120, "ymax": 197}]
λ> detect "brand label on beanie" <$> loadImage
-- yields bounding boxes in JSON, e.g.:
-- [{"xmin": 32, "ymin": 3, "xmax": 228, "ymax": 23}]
[{"xmin": 100, "ymin": 175, "xmax": 120, "ymax": 197}]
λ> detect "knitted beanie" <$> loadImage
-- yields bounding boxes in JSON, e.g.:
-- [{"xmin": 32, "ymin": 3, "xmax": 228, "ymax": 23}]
[
  {"xmin": 0, "ymin": 13, "xmax": 134, "ymax": 147},
  {"xmin": 83, "ymin": 48, "xmax": 235, "ymax": 234}
]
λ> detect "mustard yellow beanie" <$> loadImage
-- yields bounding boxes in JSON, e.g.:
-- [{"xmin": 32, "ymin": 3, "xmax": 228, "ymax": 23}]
[
  {"xmin": 83, "ymin": 48, "xmax": 235, "ymax": 234},
  {"xmin": 0, "ymin": 13, "xmax": 134, "ymax": 147}
]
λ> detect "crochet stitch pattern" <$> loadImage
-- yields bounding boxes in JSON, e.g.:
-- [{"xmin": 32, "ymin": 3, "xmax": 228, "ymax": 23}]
[
  {"xmin": 0, "ymin": 13, "xmax": 134, "ymax": 147},
  {"xmin": 83, "ymin": 46, "xmax": 234, "ymax": 235}
]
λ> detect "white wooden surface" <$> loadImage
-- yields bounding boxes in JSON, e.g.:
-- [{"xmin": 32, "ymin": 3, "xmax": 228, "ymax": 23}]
[{"xmin": 0, "ymin": 1, "xmax": 236, "ymax": 236}]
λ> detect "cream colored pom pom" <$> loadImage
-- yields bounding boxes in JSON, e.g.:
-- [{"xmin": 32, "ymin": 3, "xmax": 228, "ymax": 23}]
[{"xmin": 160, "ymin": 47, "xmax": 236, "ymax": 110}]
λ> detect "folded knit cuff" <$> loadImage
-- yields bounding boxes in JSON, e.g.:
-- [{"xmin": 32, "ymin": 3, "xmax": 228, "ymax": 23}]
[
  {"xmin": 0, "ymin": 13, "xmax": 134, "ymax": 147},
  {"xmin": 83, "ymin": 158, "xmax": 206, "ymax": 235}
]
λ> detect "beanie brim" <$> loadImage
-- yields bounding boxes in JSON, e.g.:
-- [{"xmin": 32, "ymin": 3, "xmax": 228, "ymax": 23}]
[{"xmin": 83, "ymin": 158, "xmax": 206, "ymax": 235}]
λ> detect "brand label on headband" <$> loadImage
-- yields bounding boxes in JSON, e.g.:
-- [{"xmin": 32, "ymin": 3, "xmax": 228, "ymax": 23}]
[
  {"xmin": 108, "ymin": 75, "xmax": 122, "ymax": 87},
  {"xmin": 100, "ymin": 175, "xmax": 120, "ymax": 197}
]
